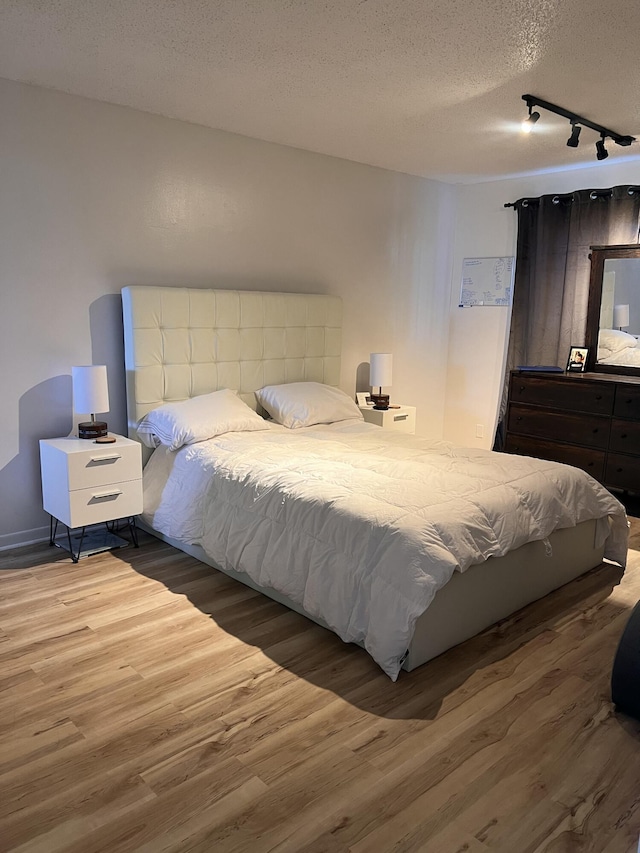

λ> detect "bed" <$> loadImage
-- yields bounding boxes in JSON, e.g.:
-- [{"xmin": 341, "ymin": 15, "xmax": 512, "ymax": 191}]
[{"xmin": 122, "ymin": 286, "xmax": 629, "ymax": 680}]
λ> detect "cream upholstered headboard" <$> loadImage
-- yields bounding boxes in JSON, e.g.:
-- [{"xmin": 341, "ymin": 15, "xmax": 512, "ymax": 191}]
[{"xmin": 121, "ymin": 286, "xmax": 343, "ymax": 444}]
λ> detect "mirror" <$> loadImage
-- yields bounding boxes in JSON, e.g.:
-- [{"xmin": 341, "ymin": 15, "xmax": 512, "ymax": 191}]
[{"xmin": 585, "ymin": 245, "xmax": 640, "ymax": 376}]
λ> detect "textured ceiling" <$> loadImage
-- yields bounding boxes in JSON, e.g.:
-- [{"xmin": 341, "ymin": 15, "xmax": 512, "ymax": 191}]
[{"xmin": 1, "ymin": 0, "xmax": 640, "ymax": 183}]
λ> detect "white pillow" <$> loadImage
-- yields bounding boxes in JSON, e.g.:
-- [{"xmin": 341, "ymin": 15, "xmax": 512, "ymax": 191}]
[
  {"xmin": 256, "ymin": 382, "xmax": 363, "ymax": 429},
  {"xmin": 598, "ymin": 328, "xmax": 637, "ymax": 354},
  {"xmin": 136, "ymin": 389, "xmax": 269, "ymax": 451}
]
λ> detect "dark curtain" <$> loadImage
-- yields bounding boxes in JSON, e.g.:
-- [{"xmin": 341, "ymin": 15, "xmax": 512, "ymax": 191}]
[{"xmin": 494, "ymin": 185, "xmax": 640, "ymax": 450}]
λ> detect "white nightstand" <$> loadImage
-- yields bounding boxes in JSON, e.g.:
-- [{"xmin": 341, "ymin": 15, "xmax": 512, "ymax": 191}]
[
  {"xmin": 359, "ymin": 405, "xmax": 416, "ymax": 434},
  {"xmin": 39, "ymin": 434, "xmax": 143, "ymax": 562}
]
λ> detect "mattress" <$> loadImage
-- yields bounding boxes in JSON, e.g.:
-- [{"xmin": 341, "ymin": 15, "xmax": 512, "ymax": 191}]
[{"xmin": 142, "ymin": 419, "xmax": 628, "ymax": 680}]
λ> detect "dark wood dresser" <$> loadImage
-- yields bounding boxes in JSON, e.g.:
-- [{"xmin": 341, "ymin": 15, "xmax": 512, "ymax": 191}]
[{"xmin": 504, "ymin": 371, "xmax": 640, "ymax": 492}]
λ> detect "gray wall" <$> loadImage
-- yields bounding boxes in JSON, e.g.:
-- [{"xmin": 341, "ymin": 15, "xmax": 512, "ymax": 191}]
[{"xmin": 0, "ymin": 78, "xmax": 455, "ymax": 548}]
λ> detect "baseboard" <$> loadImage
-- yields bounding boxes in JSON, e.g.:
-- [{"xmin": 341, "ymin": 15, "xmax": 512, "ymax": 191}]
[{"xmin": 0, "ymin": 525, "xmax": 50, "ymax": 552}]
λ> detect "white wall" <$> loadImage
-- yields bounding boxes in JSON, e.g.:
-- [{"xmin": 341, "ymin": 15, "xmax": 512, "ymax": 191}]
[
  {"xmin": 444, "ymin": 158, "xmax": 640, "ymax": 448},
  {"xmin": 0, "ymin": 78, "xmax": 455, "ymax": 548}
]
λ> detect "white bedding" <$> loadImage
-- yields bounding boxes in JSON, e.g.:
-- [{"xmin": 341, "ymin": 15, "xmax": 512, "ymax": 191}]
[
  {"xmin": 597, "ymin": 328, "xmax": 640, "ymax": 365},
  {"xmin": 598, "ymin": 347, "xmax": 640, "ymax": 366},
  {"xmin": 142, "ymin": 420, "xmax": 628, "ymax": 680}
]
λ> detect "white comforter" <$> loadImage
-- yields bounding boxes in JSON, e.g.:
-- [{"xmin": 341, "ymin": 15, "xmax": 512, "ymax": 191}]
[{"xmin": 142, "ymin": 420, "xmax": 628, "ymax": 680}]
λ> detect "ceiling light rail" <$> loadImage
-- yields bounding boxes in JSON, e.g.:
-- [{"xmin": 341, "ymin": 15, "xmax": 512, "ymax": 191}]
[{"xmin": 520, "ymin": 94, "xmax": 635, "ymax": 161}]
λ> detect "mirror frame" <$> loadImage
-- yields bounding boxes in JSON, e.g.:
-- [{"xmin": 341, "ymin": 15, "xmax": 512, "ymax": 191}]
[{"xmin": 585, "ymin": 243, "xmax": 640, "ymax": 377}]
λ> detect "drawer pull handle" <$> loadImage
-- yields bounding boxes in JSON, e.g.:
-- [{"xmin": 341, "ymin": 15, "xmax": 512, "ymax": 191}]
[
  {"xmin": 516, "ymin": 416, "xmax": 522, "ymax": 422},
  {"xmin": 620, "ymin": 433, "xmax": 628, "ymax": 439},
  {"xmin": 90, "ymin": 490, "xmax": 122, "ymax": 502},
  {"xmin": 89, "ymin": 454, "xmax": 122, "ymax": 464},
  {"xmin": 595, "ymin": 395, "xmax": 602, "ymax": 400},
  {"xmin": 519, "ymin": 385, "xmax": 525, "ymax": 392},
  {"xmin": 393, "ymin": 414, "xmax": 408, "ymax": 421},
  {"xmin": 617, "ymin": 467, "xmax": 624, "ymax": 473},
  {"xmin": 592, "ymin": 428, "xmax": 599, "ymax": 433}
]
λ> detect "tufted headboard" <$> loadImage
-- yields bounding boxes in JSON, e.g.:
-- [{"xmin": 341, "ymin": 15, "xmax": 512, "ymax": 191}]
[{"xmin": 121, "ymin": 286, "xmax": 343, "ymax": 448}]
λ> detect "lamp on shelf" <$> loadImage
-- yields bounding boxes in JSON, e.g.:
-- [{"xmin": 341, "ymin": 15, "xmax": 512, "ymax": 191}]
[
  {"xmin": 72, "ymin": 365, "xmax": 110, "ymax": 439},
  {"xmin": 613, "ymin": 304, "xmax": 630, "ymax": 331},
  {"xmin": 370, "ymin": 352, "xmax": 392, "ymax": 410}
]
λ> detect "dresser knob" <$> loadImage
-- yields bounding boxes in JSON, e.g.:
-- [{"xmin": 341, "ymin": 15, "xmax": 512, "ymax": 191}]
[
  {"xmin": 620, "ymin": 433, "xmax": 628, "ymax": 439},
  {"xmin": 592, "ymin": 428, "xmax": 599, "ymax": 433},
  {"xmin": 516, "ymin": 416, "xmax": 522, "ymax": 422},
  {"xmin": 519, "ymin": 385, "xmax": 525, "ymax": 392},
  {"xmin": 595, "ymin": 395, "xmax": 602, "ymax": 400},
  {"xmin": 617, "ymin": 467, "xmax": 624, "ymax": 473}
]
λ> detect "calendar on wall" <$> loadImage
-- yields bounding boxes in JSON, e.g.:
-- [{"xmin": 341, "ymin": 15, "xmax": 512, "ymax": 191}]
[{"xmin": 459, "ymin": 256, "xmax": 514, "ymax": 307}]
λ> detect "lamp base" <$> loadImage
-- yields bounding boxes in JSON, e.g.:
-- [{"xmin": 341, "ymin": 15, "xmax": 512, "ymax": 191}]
[
  {"xmin": 78, "ymin": 420, "xmax": 108, "ymax": 439},
  {"xmin": 370, "ymin": 394, "xmax": 390, "ymax": 410}
]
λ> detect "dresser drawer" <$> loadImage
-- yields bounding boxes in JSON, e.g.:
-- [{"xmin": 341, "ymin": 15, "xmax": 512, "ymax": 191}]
[
  {"xmin": 509, "ymin": 375, "xmax": 614, "ymax": 415},
  {"xmin": 613, "ymin": 385, "xmax": 640, "ymax": 420},
  {"xmin": 604, "ymin": 453, "xmax": 640, "ymax": 491},
  {"xmin": 507, "ymin": 404, "xmax": 610, "ymax": 449},
  {"xmin": 609, "ymin": 418, "xmax": 640, "ymax": 453},
  {"xmin": 504, "ymin": 435, "xmax": 605, "ymax": 479}
]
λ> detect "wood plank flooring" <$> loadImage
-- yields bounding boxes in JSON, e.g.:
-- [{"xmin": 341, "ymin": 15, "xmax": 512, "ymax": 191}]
[{"xmin": 0, "ymin": 520, "xmax": 639, "ymax": 852}]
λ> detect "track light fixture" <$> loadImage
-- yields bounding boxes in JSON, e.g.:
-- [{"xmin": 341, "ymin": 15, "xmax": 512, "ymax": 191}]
[
  {"xmin": 566, "ymin": 123, "xmax": 581, "ymax": 148},
  {"xmin": 596, "ymin": 135, "xmax": 609, "ymax": 160},
  {"xmin": 522, "ymin": 95, "xmax": 635, "ymax": 160},
  {"xmin": 522, "ymin": 103, "xmax": 540, "ymax": 133}
]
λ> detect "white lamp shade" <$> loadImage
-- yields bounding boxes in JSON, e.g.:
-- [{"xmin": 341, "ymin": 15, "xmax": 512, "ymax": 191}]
[
  {"xmin": 72, "ymin": 365, "xmax": 110, "ymax": 415},
  {"xmin": 613, "ymin": 304, "xmax": 630, "ymax": 329},
  {"xmin": 370, "ymin": 352, "xmax": 393, "ymax": 388}
]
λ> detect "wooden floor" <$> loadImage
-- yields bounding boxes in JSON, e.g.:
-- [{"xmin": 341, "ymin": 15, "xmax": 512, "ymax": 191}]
[{"xmin": 1, "ymin": 522, "xmax": 639, "ymax": 853}]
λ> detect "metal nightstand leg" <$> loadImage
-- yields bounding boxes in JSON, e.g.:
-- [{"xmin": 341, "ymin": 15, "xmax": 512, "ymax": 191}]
[
  {"xmin": 48, "ymin": 515, "xmax": 132, "ymax": 562},
  {"xmin": 106, "ymin": 516, "xmax": 139, "ymax": 548},
  {"xmin": 128, "ymin": 516, "xmax": 139, "ymax": 548}
]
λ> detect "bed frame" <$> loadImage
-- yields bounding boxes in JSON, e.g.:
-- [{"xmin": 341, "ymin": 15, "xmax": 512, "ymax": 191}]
[{"xmin": 122, "ymin": 285, "xmax": 606, "ymax": 672}]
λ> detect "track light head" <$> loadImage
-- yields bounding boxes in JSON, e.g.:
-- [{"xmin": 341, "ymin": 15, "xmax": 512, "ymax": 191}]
[
  {"xmin": 522, "ymin": 108, "xmax": 540, "ymax": 133},
  {"xmin": 566, "ymin": 123, "xmax": 581, "ymax": 148},
  {"xmin": 596, "ymin": 135, "xmax": 609, "ymax": 160}
]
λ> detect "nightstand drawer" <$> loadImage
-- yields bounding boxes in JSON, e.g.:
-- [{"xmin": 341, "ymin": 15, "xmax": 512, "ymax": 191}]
[
  {"xmin": 360, "ymin": 405, "xmax": 416, "ymax": 434},
  {"xmin": 66, "ymin": 443, "xmax": 141, "ymax": 490},
  {"xmin": 65, "ymin": 479, "xmax": 143, "ymax": 528}
]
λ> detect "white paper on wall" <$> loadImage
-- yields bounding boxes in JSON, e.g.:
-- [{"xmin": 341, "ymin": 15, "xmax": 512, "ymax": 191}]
[{"xmin": 459, "ymin": 256, "xmax": 515, "ymax": 307}]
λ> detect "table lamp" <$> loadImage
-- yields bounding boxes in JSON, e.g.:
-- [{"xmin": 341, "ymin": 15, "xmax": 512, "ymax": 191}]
[
  {"xmin": 73, "ymin": 365, "xmax": 110, "ymax": 439},
  {"xmin": 613, "ymin": 304, "xmax": 630, "ymax": 331},
  {"xmin": 370, "ymin": 352, "xmax": 392, "ymax": 410}
]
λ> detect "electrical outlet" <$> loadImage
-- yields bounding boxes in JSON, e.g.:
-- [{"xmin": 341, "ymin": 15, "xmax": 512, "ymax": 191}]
[{"xmin": 476, "ymin": 424, "xmax": 484, "ymax": 439}]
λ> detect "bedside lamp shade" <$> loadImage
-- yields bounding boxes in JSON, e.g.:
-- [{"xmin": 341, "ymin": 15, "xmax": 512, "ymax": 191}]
[
  {"xmin": 370, "ymin": 352, "xmax": 393, "ymax": 410},
  {"xmin": 370, "ymin": 353, "xmax": 393, "ymax": 388},
  {"xmin": 613, "ymin": 304, "xmax": 630, "ymax": 330},
  {"xmin": 72, "ymin": 365, "xmax": 109, "ymax": 439}
]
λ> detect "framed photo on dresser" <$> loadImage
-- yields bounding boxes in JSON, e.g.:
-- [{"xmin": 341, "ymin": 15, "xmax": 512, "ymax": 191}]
[{"xmin": 566, "ymin": 346, "xmax": 588, "ymax": 372}]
